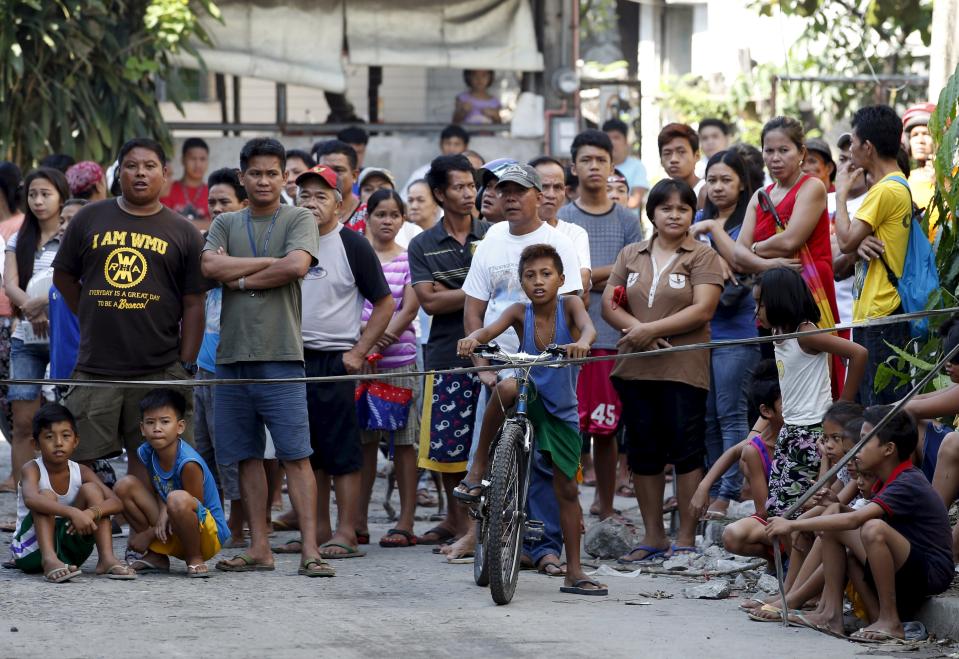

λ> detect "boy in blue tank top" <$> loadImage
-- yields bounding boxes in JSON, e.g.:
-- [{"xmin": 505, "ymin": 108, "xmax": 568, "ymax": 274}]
[
  {"xmin": 115, "ymin": 389, "xmax": 230, "ymax": 577},
  {"xmin": 456, "ymin": 244, "xmax": 603, "ymax": 596}
]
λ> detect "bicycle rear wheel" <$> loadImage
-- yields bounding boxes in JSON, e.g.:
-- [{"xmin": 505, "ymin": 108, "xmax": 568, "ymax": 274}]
[{"xmin": 486, "ymin": 422, "xmax": 524, "ymax": 605}]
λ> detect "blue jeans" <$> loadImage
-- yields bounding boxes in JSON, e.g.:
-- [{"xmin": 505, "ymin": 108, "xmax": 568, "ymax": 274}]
[
  {"xmin": 854, "ymin": 319, "xmax": 911, "ymax": 406},
  {"xmin": 523, "ymin": 448, "xmax": 564, "ymax": 564},
  {"xmin": 8, "ymin": 338, "xmax": 50, "ymax": 401},
  {"xmin": 704, "ymin": 345, "xmax": 760, "ymax": 501}
]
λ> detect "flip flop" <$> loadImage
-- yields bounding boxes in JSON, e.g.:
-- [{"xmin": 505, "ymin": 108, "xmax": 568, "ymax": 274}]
[
  {"xmin": 99, "ymin": 563, "xmax": 137, "ymax": 580},
  {"xmin": 298, "ymin": 558, "xmax": 335, "ymax": 578},
  {"xmin": 355, "ymin": 531, "xmax": 370, "ymax": 546},
  {"xmin": 739, "ymin": 597, "xmax": 768, "ymax": 611},
  {"xmin": 187, "ymin": 564, "xmax": 211, "ymax": 579},
  {"xmin": 447, "ymin": 552, "xmax": 475, "ymax": 564},
  {"xmin": 128, "ymin": 558, "xmax": 169, "ymax": 574},
  {"xmin": 788, "ymin": 612, "xmax": 847, "ymax": 640},
  {"xmin": 747, "ymin": 603, "xmax": 801, "ymax": 622},
  {"xmin": 272, "ymin": 537, "xmax": 304, "ymax": 554},
  {"xmin": 379, "ymin": 529, "xmax": 417, "ymax": 548},
  {"xmin": 45, "ymin": 565, "xmax": 82, "ymax": 583},
  {"xmin": 451, "ymin": 480, "xmax": 484, "ymax": 504},
  {"xmin": 617, "ymin": 544, "xmax": 668, "ymax": 565},
  {"xmin": 849, "ymin": 628, "xmax": 907, "ymax": 644},
  {"xmin": 271, "ymin": 519, "xmax": 298, "ymax": 532},
  {"xmin": 215, "ymin": 553, "xmax": 275, "ymax": 572},
  {"xmin": 319, "ymin": 542, "xmax": 366, "ymax": 559},
  {"xmin": 537, "ymin": 558, "xmax": 567, "ymax": 576},
  {"xmin": 223, "ymin": 537, "xmax": 249, "ymax": 549},
  {"xmin": 560, "ymin": 578, "xmax": 608, "ymax": 596},
  {"xmin": 418, "ymin": 526, "xmax": 455, "ymax": 546},
  {"xmin": 669, "ymin": 544, "xmax": 701, "ymax": 556}
]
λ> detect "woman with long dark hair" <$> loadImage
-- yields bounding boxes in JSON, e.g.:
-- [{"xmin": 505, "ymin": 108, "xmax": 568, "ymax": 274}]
[
  {"xmin": 4, "ymin": 167, "xmax": 68, "ymax": 488},
  {"xmin": 690, "ymin": 150, "xmax": 762, "ymax": 518}
]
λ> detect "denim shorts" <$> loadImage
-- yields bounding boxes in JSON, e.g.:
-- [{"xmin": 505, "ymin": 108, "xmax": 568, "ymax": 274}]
[
  {"xmin": 213, "ymin": 361, "xmax": 311, "ymax": 464},
  {"xmin": 8, "ymin": 338, "xmax": 50, "ymax": 401}
]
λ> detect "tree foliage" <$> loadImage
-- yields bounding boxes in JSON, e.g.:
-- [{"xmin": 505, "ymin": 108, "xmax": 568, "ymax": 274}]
[
  {"xmin": 0, "ymin": 0, "xmax": 219, "ymax": 170},
  {"xmin": 754, "ymin": 0, "xmax": 933, "ymax": 118}
]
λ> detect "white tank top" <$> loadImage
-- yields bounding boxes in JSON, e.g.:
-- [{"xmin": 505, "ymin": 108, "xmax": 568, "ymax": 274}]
[
  {"xmin": 775, "ymin": 335, "xmax": 832, "ymax": 426},
  {"xmin": 15, "ymin": 457, "xmax": 83, "ymax": 527}
]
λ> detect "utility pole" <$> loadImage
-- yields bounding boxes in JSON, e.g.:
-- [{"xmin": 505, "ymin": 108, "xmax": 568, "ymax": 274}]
[{"xmin": 929, "ymin": 0, "xmax": 959, "ymax": 101}]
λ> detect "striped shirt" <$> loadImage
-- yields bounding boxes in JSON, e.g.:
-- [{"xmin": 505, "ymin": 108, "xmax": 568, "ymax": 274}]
[
  {"xmin": 408, "ymin": 217, "xmax": 489, "ymax": 369},
  {"xmin": 362, "ymin": 251, "xmax": 416, "ymax": 368},
  {"xmin": 7, "ymin": 231, "xmax": 61, "ymax": 343}
]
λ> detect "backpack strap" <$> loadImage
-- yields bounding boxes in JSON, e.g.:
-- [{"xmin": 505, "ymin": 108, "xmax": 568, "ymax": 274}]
[{"xmin": 877, "ymin": 175, "xmax": 914, "ymax": 288}]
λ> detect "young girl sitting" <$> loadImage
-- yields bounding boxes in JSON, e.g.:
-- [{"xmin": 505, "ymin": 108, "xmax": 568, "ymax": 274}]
[
  {"xmin": 721, "ymin": 268, "xmax": 867, "ymax": 567},
  {"xmin": 691, "ymin": 359, "xmax": 782, "ymax": 520},
  {"xmin": 453, "ymin": 69, "xmax": 502, "ymax": 125}
]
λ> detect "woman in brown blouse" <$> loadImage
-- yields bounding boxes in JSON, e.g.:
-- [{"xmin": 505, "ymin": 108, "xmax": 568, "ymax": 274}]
[{"xmin": 601, "ymin": 178, "xmax": 723, "ymax": 564}]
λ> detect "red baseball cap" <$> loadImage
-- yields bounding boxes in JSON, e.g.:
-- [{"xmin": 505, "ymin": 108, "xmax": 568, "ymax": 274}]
[
  {"xmin": 295, "ymin": 164, "xmax": 338, "ymax": 190},
  {"xmin": 902, "ymin": 102, "xmax": 936, "ymax": 131}
]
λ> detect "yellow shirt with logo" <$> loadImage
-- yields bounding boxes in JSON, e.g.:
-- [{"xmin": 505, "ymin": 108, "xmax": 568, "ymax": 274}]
[{"xmin": 852, "ymin": 174, "xmax": 912, "ymax": 320}]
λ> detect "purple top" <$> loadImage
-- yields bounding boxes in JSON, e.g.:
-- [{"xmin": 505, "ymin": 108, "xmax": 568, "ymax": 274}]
[
  {"xmin": 749, "ymin": 434, "xmax": 772, "ymax": 480},
  {"xmin": 457, "ymin": 92, "xmax": 501, "ymax": 124},
  {"xmin": 363, "ymin": 251, "xmax": 417, "ymax": 368}
]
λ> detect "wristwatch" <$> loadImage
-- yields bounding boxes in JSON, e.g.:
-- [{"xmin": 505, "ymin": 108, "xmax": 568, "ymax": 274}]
[
  {"xmin": 238, "ymin": 276, "xmax": 246, "ymax": 291},
  {"xmin": 180, "ymin": 361, "xmax": 199, "ymax": 376}
]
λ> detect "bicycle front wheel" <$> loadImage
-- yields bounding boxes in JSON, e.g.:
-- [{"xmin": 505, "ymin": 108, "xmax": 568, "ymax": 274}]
[{"xmin": 486, "ymin": 422, "xmax": 525, "ymax": 605}]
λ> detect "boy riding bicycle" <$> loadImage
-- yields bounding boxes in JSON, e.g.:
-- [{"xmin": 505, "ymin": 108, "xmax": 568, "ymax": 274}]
[{"xmin": 456, "ymin": 244, "xmax": 604, "ymax": 596}]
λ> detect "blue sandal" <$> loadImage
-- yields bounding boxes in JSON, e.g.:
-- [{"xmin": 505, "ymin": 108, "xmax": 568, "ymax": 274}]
[{"xmin": 617, "ymin": 544, "xmax": 668, "ymax": 565}]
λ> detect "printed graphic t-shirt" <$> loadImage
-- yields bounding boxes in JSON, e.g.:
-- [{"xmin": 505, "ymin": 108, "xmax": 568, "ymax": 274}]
[{"xmin": 52, "ymin": 199, "xmax": 209, "ymax": 375}]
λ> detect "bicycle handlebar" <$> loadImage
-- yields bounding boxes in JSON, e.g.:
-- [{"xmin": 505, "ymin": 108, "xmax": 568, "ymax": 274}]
[{"xmin": 472, "ymin": 342, "xmax": 567, "ymax": 363}]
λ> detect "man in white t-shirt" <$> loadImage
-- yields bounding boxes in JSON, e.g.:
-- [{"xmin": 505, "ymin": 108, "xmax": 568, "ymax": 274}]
[
  {"xmin": 829, "ymin": 133, "xmax": 870, "ymax": 324},
  {"xmin": 460, "ymin": 163, "xmax": 582, "ymax": 572},
  {"xmin": 530, "ymin": 156, "xmax": 591, "ymax": 295}
]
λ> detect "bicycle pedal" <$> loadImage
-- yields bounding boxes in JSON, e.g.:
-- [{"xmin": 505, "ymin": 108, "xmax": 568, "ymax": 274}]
[{"xmin": 524, "ymin": 519, "xmax": 544, "ymax": 543}]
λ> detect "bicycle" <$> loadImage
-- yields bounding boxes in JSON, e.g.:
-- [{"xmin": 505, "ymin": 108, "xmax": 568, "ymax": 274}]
[{"xmin": 468, "ymin": 341, "xmax": 566, "ymax": 605}]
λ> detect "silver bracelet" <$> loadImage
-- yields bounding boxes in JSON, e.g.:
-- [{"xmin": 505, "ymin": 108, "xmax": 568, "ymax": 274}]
[{"xmin": 238, "ymin": 276, "xmax": 246, "ymax": 291}]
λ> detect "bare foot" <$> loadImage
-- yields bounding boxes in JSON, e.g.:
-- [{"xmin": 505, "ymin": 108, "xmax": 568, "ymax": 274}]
[{"xmin": 442, "ymin": 529, "xmax": 476, "ymax": 558}]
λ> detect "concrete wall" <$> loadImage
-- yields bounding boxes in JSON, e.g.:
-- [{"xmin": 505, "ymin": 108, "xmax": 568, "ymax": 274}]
[{"xmin": 166, "ymin": 134, "xmax": 545, "ymax": 189}]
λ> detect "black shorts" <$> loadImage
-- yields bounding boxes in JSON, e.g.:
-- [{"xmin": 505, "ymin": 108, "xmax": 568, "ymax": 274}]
[
  {"xmin": 305, "ymin": 349, "xmax": 362, "ymax": 475},
  {"xmin": 611, "ymin": 378, "xmax": 707, "ymax": 476},
  {"xmin": 863, "ymin": 549, "xmax": 930, "ymax": 619}
]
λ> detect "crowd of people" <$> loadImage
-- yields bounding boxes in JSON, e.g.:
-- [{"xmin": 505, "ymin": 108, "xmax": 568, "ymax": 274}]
[{"xmin": 1, "ymin": 99, "xmax": 957, "ymax": 641}]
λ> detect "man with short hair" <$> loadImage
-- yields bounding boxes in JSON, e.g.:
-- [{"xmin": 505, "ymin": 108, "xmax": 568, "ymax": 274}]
[
  {"xmin": 200, "ymin": 137, "xmax": 324, "ymax": 575},
  {"xmin": 458, "ymin": 164, "xmax": 582, "ymax": 562},
  {"xmin": 53, "ymin": 138, "xmax": 207, "ymax": 485},
  {"xmin": 408, "ymin": 155, "xmax": 488, "ymax": 550},
  {"xmin": 282, "ymin": 149, "xmax": 316, "ymax": 205},
  {"xmin": 695, "ymin": 118, "xmax": 731, "ymax": 179},
  {"xmin": 557, "ymin": 130, "xmax": 643, "ymax": 519},
  {"xmin": 337, "ymin": 125, "xmax": 370, "ymax": 169},
  {"xmin": 602, "ymin": 118, "xmax": 649, "ymax": 213},
  {"xmin": 283, "ymin": 164, "xmax": 393, "ymax": 560},
  {"xmin": 530, "ymin": 156, "xmax": 591, "ymax": 293},
  {"xmin": 403, "ymin": 124, "xmax": 471, "ymax": 194},
  {"xmin": 312, "ymin": 140, "xmax": 364, "ymax": 231},
  {"xmin": 834, "ymin": 105, "xmax": 913, "ymax": 406},
  {"xmin": 161, "ymin": 137, "xmax": 211, "ymax": 228},
  {"xmin": 829, "ymin": 133, "xmax": 870, "ymax": 325},
  {"xmin": 658, "ymin": 123, "xmax": 703, "ymax": 196},
  {"xmin": 559, "ymin": 129, "xmax": 643, "ymax": 521}
]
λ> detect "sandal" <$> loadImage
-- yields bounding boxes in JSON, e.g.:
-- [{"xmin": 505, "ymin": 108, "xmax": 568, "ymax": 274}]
[
  {"xmin": 187, "ymin": 564, "xmax": 211, "ymax": 579},
  {"xmin": 536, "ymin": 557, "xmax": 567, "ymax": 576},
  {"xmin": 617, "ymin": 544, "xmax": 668, "ymax": 565},
  {"xmin": 272, "ymin": 537, "xmax": 303, "ymax": 554},
  {"xmin": 417, "ymin": 526, "xmax": 455, "ymax": 546},
  {"xmin": 379, "ymin": 529, "xmax": 417, "ymax": 548},
  {"xmin": 44, "ymin": 564, "xmax": 81, "ymax": 583},
  {"xmin": 99, "ymin": 563, "xmax": 137, "ymax": 580},
  {"xmin": 452, "ymin": 480, "xmax": 484, "ymax": 503},
  {"xmin": 299, "ymin": 558, "xmax": 335, "ymax": 578},
  {"xmin": 355, "ymin": 530, "xmax": 370, "ymax": 546},
  {"xmin": 128, "ymin": 558, "xmax": 169, "ymax": 574},
  {"xmin": 560, "ymin": 578, "xmax": 608, "ymax": 596},
  {"xmin": 215, "ymin": 553, "xmax": 275, "ymax": 572},
  {"xmin": 319, "ymin": 542, "xmax": 366, "ymax": 559}
]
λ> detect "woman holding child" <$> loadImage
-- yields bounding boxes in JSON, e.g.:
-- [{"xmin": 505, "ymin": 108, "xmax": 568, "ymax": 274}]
[{"xmin": 601, "ymin": 178, "xmax": 724, "ymax": 564}]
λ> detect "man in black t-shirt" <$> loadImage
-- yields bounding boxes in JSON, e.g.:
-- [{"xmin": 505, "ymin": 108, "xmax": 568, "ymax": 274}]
[{"xmin": 53, "ymin": 138, "xmax": 208, "ymax": 483}]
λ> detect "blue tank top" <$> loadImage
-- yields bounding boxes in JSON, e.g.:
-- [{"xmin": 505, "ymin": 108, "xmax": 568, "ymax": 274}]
[
  {"xmin": 138, "ymin": 439, "xmax": 231, "ymax": 543},
  {"xmin": 520, "ymin": 297, "xmax": 580, "ymax": 427}
]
